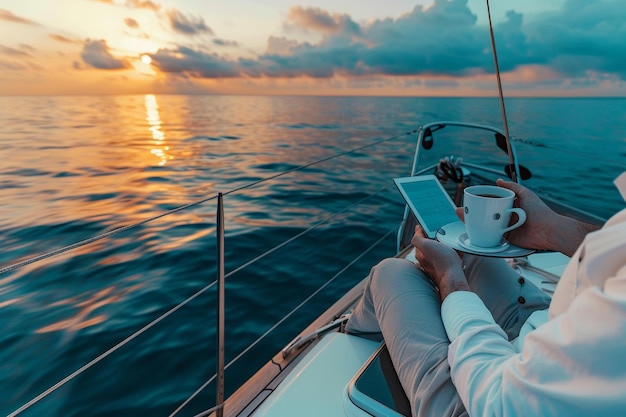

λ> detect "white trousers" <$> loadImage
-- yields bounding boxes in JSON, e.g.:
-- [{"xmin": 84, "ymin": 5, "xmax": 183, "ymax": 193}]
[{"xmin": 345, "ymin": 256, "xmax": 550, "ymax": 417}]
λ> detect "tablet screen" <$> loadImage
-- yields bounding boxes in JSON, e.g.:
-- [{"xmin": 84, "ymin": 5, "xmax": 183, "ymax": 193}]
[{"xmin": 394, "ymin": 175, "xmax": 459, "ymax": 238}]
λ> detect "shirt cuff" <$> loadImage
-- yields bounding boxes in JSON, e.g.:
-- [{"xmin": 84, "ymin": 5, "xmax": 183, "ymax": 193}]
[{"xmin": 441, "ymin": 291, "xmax": 497, "ymax": 341}]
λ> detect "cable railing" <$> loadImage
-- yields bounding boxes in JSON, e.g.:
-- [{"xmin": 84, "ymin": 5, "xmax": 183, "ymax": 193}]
[
  {"xmin": 171, "ymin": 201, "xmax": 398, "ymax": 417},
  {"xmin": 4, "ymin": 121, "xmax": 619, "ymax": 417},
  {"xmin": 3, "ymin": 129, "xmax": 417, "ymax": 417}
]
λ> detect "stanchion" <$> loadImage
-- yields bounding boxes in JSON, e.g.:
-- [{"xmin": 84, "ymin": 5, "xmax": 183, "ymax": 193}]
[{"xmin": 216, "ymin": 193, "xmax": 225, "ymax": 417}]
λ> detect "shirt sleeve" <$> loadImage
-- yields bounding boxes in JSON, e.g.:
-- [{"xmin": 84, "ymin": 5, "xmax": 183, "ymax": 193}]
[
  {"xmin": 441, "ymin": 291, "xmax": 517, "ymax": 416},
  {"xmin": 441, "ymin": 286, "xmax": 626, "ymax": 417}
]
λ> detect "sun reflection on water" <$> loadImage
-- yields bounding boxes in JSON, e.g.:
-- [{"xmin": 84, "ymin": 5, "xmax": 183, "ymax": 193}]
[
  {"xmin": 36, "ymin": 283, "xmax": 144, "ymax": 334},
  {"xmin": 144, "ymin": 94, "xmax": 170, "ymax": 166}
]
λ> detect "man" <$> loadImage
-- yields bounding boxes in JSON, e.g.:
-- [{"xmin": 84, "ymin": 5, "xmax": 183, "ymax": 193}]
[{"xmin": 346, "ymin": 173, "xmax": 626, "ymax": 417}]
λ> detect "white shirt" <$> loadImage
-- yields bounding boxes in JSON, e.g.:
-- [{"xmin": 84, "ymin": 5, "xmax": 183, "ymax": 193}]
[{"xmin": 441, "ymin": 172, "xmax": 626, "ymax": 417}]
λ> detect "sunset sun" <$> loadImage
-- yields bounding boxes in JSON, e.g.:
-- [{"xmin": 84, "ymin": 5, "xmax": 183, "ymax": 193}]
[{"xmin": 141, "ymin": 54, "xmax": 152, "ymax": 65}]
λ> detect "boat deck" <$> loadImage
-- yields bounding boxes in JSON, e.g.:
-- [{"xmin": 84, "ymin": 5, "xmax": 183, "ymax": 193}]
[
  {"xmin": 251, "ymin": 332, "xmax": 381, "ymax": 417},
  {"xmin": 243, "ymin": 251, "xmax": 568, "ymax": 417}
]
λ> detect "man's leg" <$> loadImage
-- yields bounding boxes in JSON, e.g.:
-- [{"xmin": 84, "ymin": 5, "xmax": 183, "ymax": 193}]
[
  {"xmin": 346, "ymin": 258, "xmax": 467, "ymax": 417},
  {"xmin": 463, "ymin": 255, "xmax": 551, "ymax": 339}
]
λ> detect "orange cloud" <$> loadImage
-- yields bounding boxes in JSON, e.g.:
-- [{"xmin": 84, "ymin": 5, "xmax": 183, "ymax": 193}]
[
  {"xmin": 0, "ymin": 60, "xmax": 27, "ymax": 71},
  {"xmin": 126, "ymin": 0, "xmax": 161, "ymax": 12},
  {"xmin": 125, "ymin": 17, "xmax": 140, "ymax": 28},
  {"xmin": 287, "ymin": 6, "xmax": 360, "ymax": 35},
  {"xmin": 89, "ymin": 0, "xmax": 161, "ymax": 12},
  {"xmin": 0, "ymin": 44, "xmax": 32, "ymax": 57},
  {"xmin": 49, "ymin": 34, "xmax": 81, "ymax": 44},
  {"xmin": 0, "ymin": 8, "xmax": 40, "ymax": 25}
]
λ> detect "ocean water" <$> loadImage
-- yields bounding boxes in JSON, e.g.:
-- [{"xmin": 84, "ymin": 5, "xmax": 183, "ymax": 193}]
[{"xmin": 0, "ymin": 95, "xmax": 624, "ymax": 416}]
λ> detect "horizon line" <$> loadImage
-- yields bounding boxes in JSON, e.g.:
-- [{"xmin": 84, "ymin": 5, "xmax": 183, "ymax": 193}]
[{"xmin": 1, "ymin": 92, "xmax": 625, "ymax": 99}]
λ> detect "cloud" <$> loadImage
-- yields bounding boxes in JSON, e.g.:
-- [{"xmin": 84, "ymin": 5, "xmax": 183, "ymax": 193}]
[
  {"xmin": 49, "ymin": 34, "xmax": 81, "ymax": 44},
  {"xmin": 0, "ymin": 60, "xmax": 27, "ymax": 70},
  {"xmin": 124, "ymin": 17, "xmax": 139, "ymax": 28},
  {"xmin": 151, "ymin": 47, "xmax": 237, "ymax": 77},
  {"xmin": 28, "ymin": 61, "xmax": 45, "ymax": 71},
  {"xmin": 0, "ymin": 8, "xmax": 40, "ymax": 25},
  {"xmin": 80, "ymin": 39, "xmax": 130, "ymax": 69},
  {"xmin": 167, "ymin": 10, "xmax": 213, "ymax": 35},
  {"xmin": 276, "ymin": 1, "xmax": 484, "ymax": 78},
  {"xmin": 90, "ymin": 0, "xmax": 161, "ymax": 11},
  {"xmin": 266, "ymin": 36, "xmax": 302, "ymax": 55},
  {"xmin": 150, "ymin": 0, "xmax": 626, "ymax": 85},
  {"xmin": 256, "ymin": 45, "xmax": 358, "ymax": 78},
  {"xmin": 126, "ymin": 0, "xmax": 161, "ymax": 12},
  {"xmin": 520, "ymin": 0, "xmax": 626, "ymax": 79},
  {"xmin": 150, "ymin": 1, "xmax": 488, "ymax": 81},
  {"xmin": 213, "ymin": 38, "xmax": 239, "ymax": 47},
  {"xmin": 0, "ymin": 44, "xmax": 33, "ymax": 58},
  {"xmin": 286, "ymin": 6, "xmax": 361, "ymax": 36},
  {"xmin": 318, "ymin": 0, "xmax": 486, "ymax": 77},
  {"xmin": 19, "ymin": 43, "xmax": 36, "ymax": 52}
]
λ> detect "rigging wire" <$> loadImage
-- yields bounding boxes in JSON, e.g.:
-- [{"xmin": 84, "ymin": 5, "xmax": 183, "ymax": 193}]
[
  {"xmin": 169, "ymin": 184, "xmax": 395, "ymax": 417},
  {"xmin": 182, "ymin": 226, "xmax": 398, "ymax": 417},
  {"xmin": 0, "ymin": 129, "xmax": 414, "ymax": 277},
  {"xmin": 8, "ymin": 144, "xmax": 404, "ymax": 417},
  {"xmin": 486, "ymin": 0, "xmax": 517, "ymax": 183},
  {"xmin": 6, "ymin": 276, "xmax": 213, "ymax": 417}
]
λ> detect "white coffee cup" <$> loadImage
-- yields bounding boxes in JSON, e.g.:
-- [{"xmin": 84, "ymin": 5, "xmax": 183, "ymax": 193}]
[{"xmin": 463, "ymin": 185, "xmax": 526, "ymax": 247}]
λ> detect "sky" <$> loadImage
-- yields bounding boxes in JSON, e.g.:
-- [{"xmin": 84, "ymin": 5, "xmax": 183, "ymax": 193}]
[{"xmin": 0, "ymin": 0, "xmax": 625, "ymax": 96}]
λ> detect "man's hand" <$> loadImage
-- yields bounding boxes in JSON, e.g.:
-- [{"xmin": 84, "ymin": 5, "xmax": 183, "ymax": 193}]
[
  {"xmin": 495, "ymin": 179, "xmax": 560, "ymax": 251},
  {"xmin": 496, "ymin": 179, "xmax": 598, "ymax": 256},
  {"xmin": 411, "ymin": 225, "xmax": 469, "ymax": 301}
]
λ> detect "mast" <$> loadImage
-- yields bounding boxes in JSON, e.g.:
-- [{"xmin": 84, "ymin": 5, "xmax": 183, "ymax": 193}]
[{"xmin": 486, "ymin": 0, "xmax": 518, "ymax": 183}]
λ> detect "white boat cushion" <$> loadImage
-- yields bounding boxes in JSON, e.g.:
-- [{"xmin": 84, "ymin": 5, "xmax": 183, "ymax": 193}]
[{"xmin": 252, "ymin": 332, "xmax": 381, "ymax": 417}]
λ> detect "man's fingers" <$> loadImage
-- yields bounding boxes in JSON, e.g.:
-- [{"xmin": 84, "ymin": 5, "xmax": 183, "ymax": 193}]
[
  {"xmin": 455, "ymin": 207, "xmax": 464, "ymax": 222},
  {"xmin": 496, "ymin": 178, "xmax": 521, "ymax": 193},
  {"xmin": 414, "ymin": 225, "xmax": 427, "ymax": 238}
]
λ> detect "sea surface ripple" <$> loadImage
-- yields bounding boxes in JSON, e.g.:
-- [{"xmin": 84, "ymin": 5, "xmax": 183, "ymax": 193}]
[{"xmin": 0, "ymin": 95, "xmax": 624, "ymax": 416}]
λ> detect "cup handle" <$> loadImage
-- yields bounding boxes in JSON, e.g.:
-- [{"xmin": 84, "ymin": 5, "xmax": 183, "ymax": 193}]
[{"xmin": 502, "ymin": 208, "xmax": 526, "ymax": 233}]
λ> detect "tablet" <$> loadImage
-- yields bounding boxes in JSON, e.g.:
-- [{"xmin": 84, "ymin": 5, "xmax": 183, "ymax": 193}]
[{"xmin": 394, "ymin": 175, "xmax": 459, "ymax": 239}]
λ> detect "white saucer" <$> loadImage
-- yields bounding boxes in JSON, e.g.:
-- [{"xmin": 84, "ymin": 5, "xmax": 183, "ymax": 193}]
[
  {"xmin": 436, "ymin": 221, "xmax": 534, "ymax": 258},
  {"xmin": 457, "ymin": 233, "xmax": 509, "ymax": 253}
]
